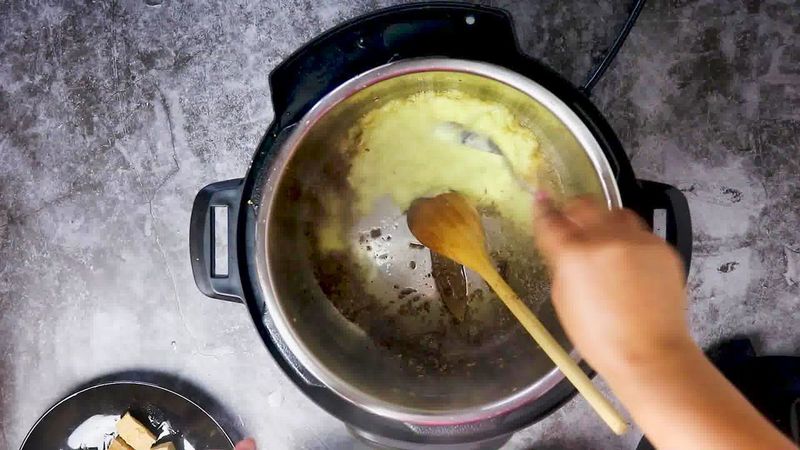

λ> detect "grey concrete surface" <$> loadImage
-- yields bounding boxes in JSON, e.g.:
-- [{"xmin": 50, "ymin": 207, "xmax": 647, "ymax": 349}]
[{"xmin": 1, "ymin": 0, "xmax": 799, "ymax": 449}]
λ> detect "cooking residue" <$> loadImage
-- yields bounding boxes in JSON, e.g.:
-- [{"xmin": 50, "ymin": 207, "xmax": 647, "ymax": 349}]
[{"xmin": 430, "ymin": 251, "xmax": 469, "ymax": 321}]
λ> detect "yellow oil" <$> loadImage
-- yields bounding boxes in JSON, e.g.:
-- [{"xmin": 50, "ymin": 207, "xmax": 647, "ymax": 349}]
[{"xmin": 318, "ymin": 90, "xmax": 542, "ymax": 252}]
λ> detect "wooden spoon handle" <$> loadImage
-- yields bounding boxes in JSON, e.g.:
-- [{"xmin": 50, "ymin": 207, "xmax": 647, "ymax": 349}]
[{"xmin": 482, "ymin": 269, "xmax": 628, "ymax": 435}]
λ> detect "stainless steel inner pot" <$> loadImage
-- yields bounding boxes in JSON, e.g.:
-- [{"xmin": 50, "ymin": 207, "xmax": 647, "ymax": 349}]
[{"xmin": 255, "ymin": 59, "xmax": 622, "ymax": 424}]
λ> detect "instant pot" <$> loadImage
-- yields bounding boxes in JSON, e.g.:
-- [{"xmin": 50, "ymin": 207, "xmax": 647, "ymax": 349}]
[{"xmin": 189, "ymin": 3, "xmax": 691, "ymax": 448}]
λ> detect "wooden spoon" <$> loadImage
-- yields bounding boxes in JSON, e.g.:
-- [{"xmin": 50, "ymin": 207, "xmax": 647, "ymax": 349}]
[{"xmin": 407, "ymin": 192, "xmax": 628, "ymax": 435}]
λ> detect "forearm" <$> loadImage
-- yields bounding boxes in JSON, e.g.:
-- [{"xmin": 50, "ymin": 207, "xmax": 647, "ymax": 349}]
[{"xmin": 602, "ymin": 341, "xmax": 795, "ymax": 450}]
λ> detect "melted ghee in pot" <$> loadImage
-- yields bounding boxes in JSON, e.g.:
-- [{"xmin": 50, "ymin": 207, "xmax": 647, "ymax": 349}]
[{"xmin": 318, "ymin": 90, "xmax": 543, "ymax": 252}]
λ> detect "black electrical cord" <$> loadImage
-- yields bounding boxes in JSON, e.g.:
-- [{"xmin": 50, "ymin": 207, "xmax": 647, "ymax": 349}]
[{"xmin": 579, "ymin": 0, "xmax": 647, "ymax": 96}]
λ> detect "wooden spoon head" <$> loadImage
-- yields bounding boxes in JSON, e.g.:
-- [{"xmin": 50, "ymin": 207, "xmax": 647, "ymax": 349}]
[{"xmin": 407, "ymin": 192, "xmax": 490, "ymax": 272}]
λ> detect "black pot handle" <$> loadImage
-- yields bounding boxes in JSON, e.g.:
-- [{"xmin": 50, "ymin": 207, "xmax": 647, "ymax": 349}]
[
  {"xmin": 268, "ymin": 2, "xmax": 521, "ymax": 123},
  {"xmin": 269, "ymin": 1, "xmax": 649, "ymax": 122},
  {"xmin": 189, "ymin": 179, "xmax": 244, "ymax": 303},
  {"xmin": 638, "ymin": 179, "xmax": 693, "ymax": 274}
]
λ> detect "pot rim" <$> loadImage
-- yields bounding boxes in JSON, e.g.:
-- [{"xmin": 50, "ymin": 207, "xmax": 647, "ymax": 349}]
[{"xmin": 255, "ymin": 58, "xmax": 622, "ymax": 425}]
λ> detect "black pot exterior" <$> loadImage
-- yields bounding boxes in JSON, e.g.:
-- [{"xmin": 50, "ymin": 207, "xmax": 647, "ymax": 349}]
[{"xmin": 189, "ymin": 2, "xmax": 692, "ymax": 445}]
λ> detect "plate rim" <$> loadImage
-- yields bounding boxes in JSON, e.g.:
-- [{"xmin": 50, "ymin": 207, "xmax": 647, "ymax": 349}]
[{"xmin": 19, "ymin": 379, "xmax": 235, "ymax": 450}]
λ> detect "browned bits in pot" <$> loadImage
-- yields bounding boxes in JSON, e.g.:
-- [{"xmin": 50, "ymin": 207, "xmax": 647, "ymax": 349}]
[
  {"xmin": 398, "ymin": 287, "xmax": 416, "ymax": 299},
  {"xmin": 292, "ymin": 139, "xmax": 555, "ymax": 383}
]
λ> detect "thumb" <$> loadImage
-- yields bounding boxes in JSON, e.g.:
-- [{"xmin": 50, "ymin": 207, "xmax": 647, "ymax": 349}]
[{"xmin": 234, "ymin": 438, "xmax": 256, "ymax": 450}]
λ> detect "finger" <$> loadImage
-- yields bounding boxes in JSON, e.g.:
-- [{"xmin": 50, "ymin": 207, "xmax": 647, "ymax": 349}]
[
  {"xmin": 234, "ymin": 438, "xmax": 257, "ymax": 450},
  {"xmin": 587, "ymin": 208, "xmax": 648, "ymax": 240},
  {"xmin": 532, "ymin": 192, "xmax": 581, "ymax": 261},
  {"xmin": 614, "ymin": 208, "xmax": 649, "ymax": 231},
  {"xmin": 561, "ymin": 195, "xmax": 608, "ymax": 229}
]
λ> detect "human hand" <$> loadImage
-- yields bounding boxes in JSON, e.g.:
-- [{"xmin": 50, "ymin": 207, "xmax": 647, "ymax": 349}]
[
  {"xmin": 234, "ymin": 438, "xmax": 256, "ymax": 450},
  {"xmin": 532, "ymin": 195, "xmax": 693, "ymax": 375}
]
